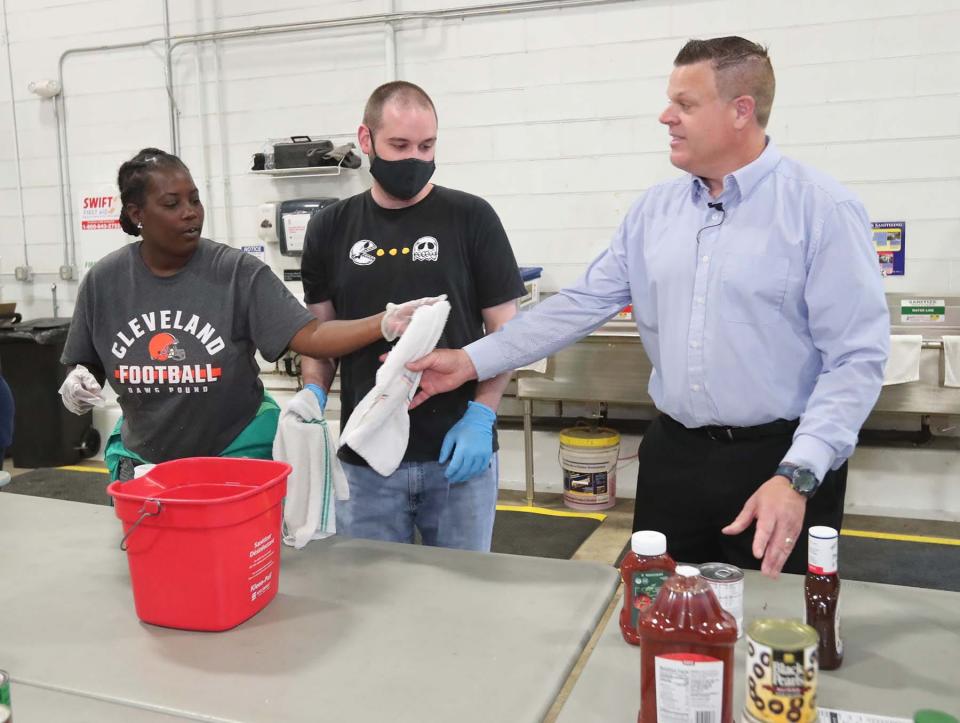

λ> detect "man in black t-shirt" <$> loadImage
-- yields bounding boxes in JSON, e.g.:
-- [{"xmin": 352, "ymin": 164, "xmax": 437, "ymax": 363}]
[{"xmin": 299, "ymin": 81, "xmax": 525, "ymax": 551}]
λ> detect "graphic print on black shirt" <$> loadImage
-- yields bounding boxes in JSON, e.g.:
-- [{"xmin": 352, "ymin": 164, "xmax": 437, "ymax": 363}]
[{"xmin": 301, "ymin": 186, "xmax": 525, "ymax": 466}]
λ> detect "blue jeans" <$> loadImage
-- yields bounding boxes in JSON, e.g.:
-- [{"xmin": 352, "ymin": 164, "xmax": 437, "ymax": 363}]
[{"xmin": 337, "ymin": 456, "xmax": 498, "ymax": 552}]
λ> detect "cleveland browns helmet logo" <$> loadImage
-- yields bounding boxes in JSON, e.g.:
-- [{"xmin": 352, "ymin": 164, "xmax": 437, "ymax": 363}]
[{"xmin": 148, "ymin": 332, "xmax": 186, "ymax": 362}]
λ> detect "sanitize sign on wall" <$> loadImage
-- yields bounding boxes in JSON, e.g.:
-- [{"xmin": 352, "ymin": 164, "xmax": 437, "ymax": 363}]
[
  {"xmin": 80, "ymin": 194, "xmax": 122, "ymax": 230},
  {"xmin": 900, "ymin": 299, "xmax": 946, "ymax": 323}
]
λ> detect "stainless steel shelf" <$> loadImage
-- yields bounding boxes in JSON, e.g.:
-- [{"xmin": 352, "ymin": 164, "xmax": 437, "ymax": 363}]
[{"xmin": 250, "ymin": 166, "xmax": 346, "ymax": 178}]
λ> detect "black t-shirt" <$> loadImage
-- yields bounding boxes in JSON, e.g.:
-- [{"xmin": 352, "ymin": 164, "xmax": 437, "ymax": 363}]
[{"xmin": 301, "ymin": 185, "xmax": 525, "ymax": 465}]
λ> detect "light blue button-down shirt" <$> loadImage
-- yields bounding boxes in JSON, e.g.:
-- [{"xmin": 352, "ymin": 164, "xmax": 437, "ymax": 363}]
[{"xmin": 468, "ymin": 140, "xmax": 890, "ymax": 480}]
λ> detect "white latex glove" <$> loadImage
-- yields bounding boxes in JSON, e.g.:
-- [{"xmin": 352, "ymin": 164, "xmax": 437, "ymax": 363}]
[
  {"xmin": 381, "ymin": 294, "xmax": 448, "ymax": 342},
  {"xmin": 58, "ymin": 364, "xmax": 106, "ymax": 415},
  {"xmin": 285, "ymin": 387, "xmax": 324, "ymax": 423}
]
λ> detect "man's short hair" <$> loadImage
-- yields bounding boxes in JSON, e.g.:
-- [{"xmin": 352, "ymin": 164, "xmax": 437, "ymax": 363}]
[
  {"xmin": 674, "ymin": 36, "xmax": 776, "ymax": 128},
  {"xmin": 362, "ymin": 81, "xmax": 437, "ymax": 132}
]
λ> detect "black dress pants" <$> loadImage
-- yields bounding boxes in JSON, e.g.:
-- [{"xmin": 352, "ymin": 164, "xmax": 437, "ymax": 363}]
[{"xmin": 632, "ymin": 414, "xmax": 847, "ymax": 575}]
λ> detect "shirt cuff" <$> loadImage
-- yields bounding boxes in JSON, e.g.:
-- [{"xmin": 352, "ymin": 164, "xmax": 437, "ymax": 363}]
[
  {"xmin": 465, "ymin": 335, "xmax": 508, "ymax": 382},
  {"xmin": 782, "ymin": 434, "xmax": 836, "ymax": 484}
]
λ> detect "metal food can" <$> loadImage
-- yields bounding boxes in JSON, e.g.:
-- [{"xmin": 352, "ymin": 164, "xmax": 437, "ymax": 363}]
[
  {"xmin": 0, "ymin": 703, "xmax": 9, "ymax": 723},
  {"xmin": 744, "ymin": 619, "xmax": 818, "ymax": 723},
  {"xmin": 700, "ymin": 562, "xmax": 744, "ymax": 638}
]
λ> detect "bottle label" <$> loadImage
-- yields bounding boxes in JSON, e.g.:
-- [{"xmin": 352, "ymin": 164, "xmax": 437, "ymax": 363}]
[
  {"xmin": 808, "ymin": 532, "xmax": 838, "ymax": 574},
  {"xmin": 630, "ymin": 570, "xmax": 668, "ymax": 627},
  {"xmin": 654, "ymin": 653, "xmax": 723, "ymax": 723}
]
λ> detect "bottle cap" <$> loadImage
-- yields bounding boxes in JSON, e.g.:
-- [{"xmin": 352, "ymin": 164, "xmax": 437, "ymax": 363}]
[
  {"xmin": 915, "ymin": 712, "xmax": 959, "ymax": 723},
  {"xmin": 631, "ymin": 530, "xmax": 667, "ymax": 556},
  {"xmin": 808, "ymin": 525, "xmax": 839, "ymax": 540},
  {"xmin": 675, "ymin": 565, "xmax": 700, "ymax": 577}
]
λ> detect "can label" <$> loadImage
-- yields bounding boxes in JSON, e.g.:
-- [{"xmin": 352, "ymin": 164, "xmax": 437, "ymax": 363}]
[
  {"xmin": 745, "ymin": 635, "xmax": 817, "ymax": 723},
  {"xmin": 0, "ymin": 670, "xmax": 9, "ymax": 709},
  {"xmin": 700, "ymin": 563, "xmax": 744, "ymax": 638},
  {"xmin": 0, "ymin": 702, "xmax": 10, "ymax": 723},
  {"xmin": 655, "ymin": 653, "xmax": 723, "ymax": 722}
]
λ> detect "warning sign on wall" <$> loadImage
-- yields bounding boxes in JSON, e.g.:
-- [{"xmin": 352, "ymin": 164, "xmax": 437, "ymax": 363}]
[{"xmin": 80, "ymin": 194, "xmax": 122, "ymax": 230}]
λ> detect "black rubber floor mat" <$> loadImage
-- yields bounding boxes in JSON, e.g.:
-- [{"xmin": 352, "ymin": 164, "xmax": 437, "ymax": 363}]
[
  {"xmin": 0, "ymin": 467, "xmax": 110, "ymax": 506},
  {"xmin": 492, "ymin": 508, "xmax": 602, "ymax": 559}
]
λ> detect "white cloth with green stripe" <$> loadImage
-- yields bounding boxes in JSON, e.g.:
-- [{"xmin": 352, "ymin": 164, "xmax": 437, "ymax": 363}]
[{"xmin": 274, "ymin": 392, "xmax": 349, "ymax": 548}]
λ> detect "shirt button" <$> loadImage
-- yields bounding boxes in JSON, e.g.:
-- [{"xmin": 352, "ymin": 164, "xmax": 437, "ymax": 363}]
[
  {"xmin": 690, "ymin": 340, "xmax": 700, "ymax": 348},
  {"xmin": 691, "ymin": 384, "xmax": 701, "ymax": 392},
  {"xmin": 701, "ymin": 255, "xmax": 709, "ymax": 263},
  {"xmin": 695, "ymin": 296, "xmax": 705, "ymax": 304},
  {"xmin": 712, "ymin": 213, "xmax": 721, "ymax": 221}
]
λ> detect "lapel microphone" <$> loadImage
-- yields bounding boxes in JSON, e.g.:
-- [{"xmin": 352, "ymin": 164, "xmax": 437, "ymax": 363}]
[{"xmin": 698, "ymin": 202, "xmax": 726, "ymax": 245}]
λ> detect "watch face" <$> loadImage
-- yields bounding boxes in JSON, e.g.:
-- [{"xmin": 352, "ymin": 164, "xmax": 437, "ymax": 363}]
[{"xmin": 794, "ymin": 469, "xmax": 818, "ymax": 495}]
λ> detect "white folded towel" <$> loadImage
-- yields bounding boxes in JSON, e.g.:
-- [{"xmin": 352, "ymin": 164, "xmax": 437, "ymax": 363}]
[
  {"xmin": 883, "ymin": 334, "xmax": 922, "ymax": 386},
  {"xmin": 943, "ymin": 336, "xmax": 960, "ymax": 388},
  {"xmin": 274, "ymin": 397, "xmax": 349, "ymax": 549},
  {"xmin": 339, "ymin": 300, "xmax": 451, "ymax": 476}
]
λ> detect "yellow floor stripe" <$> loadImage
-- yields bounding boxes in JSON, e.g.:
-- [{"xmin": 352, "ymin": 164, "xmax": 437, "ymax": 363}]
[
  {"xmin": 495, "ymin": 504, "xmax": 607, "ymax": 522},
  {"xmin": 57, "ymin": 465, "xmax": 109, "ymax": 474},
  {"xmin": 842, "ymin": 528, "xmax": 960, "ymax": 547}
]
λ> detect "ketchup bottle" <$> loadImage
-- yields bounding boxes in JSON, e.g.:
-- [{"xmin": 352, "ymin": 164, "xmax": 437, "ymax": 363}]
[
  {"xmin": 637, "ymin": 566, "xmax": 738, "ymax": 723},
  {"xmin": 619, "ymin": 531, "xmax": 676, "ymax": 645}
]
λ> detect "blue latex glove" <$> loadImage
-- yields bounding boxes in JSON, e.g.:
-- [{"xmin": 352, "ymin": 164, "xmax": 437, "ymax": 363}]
[
  {"xmin": 439, "ymin": 401, "xmax": 496, "ymax": 484},
  {"xmin": 305, "ymin": 384, "xmax": 328, "ymax": 411}
]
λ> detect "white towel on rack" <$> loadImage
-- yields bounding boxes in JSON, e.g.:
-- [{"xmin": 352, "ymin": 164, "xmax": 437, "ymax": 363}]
[
  {"xmin": 339, "ymin": 300, "xmax": 451, "ymax": 477},
  {"xmin": 942, "ymin": 336, "xmax": 960, "ymax": 388},
  {"xmin": 882, "ymin": 334, "xmax": 922, "ymax": 386}
]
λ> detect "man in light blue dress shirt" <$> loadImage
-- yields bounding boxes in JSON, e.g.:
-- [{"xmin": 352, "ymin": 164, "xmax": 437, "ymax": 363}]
[{"xmin": 409, "ymin": 37, "xmax": 889, "ymax": 577}]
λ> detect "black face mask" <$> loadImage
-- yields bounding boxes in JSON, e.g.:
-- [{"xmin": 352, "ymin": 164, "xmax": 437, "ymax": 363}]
[{"xmin": 368, "ymin": 133, "xmax": 436, "ymax": 201}]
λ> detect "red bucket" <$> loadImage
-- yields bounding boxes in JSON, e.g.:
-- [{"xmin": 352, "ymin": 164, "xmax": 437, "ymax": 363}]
[{"xmin": 107, "ymin": 457, "xmax": 290, "ymax": 632}]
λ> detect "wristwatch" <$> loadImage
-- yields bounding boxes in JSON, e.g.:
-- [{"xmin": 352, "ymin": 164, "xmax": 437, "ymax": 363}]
[{"xmin": 775, "ymin": 463, "xmax": 820, "ymax": 499}]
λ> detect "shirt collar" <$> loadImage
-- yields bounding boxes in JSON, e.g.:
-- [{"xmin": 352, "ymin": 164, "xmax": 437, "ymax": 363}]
[{"xmin": 690, "ymin": 136, "xmax": 781, "ymax": 205}]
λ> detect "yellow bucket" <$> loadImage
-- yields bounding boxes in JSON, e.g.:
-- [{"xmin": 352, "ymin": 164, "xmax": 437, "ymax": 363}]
[{"xmin": 559, "ymin": 426, "xmax": 620, "ymax": 511}]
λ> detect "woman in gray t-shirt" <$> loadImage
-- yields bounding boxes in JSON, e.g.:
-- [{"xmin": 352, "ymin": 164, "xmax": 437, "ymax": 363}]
[{"xmin": 60, "ymin": 148, "xmax": 429, "ymax": 479}]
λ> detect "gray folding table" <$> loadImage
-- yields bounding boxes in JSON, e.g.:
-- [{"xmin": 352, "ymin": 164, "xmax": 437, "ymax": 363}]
[
  {"xmin": 0, "ymin": 494, "xmax": 618, "ymax": 722},
  {"xmin": 556, "ymin": 569, "xmax": 960, "ymax": 721}
]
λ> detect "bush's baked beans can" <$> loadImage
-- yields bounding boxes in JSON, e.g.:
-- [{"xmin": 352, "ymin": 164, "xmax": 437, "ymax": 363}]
[
  {"xmin": 0, "ymin": 703, "xmax": 9, "ymax": 723},
  {"xmin": 699, "ymin": 562, "xmax": 744, "ymax": 638},
  {"xmin": 743, "ymin": 619, "xmax": 818, "ymax": 723}
]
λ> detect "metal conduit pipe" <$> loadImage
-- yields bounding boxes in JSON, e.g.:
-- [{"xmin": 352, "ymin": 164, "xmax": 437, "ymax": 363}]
[
  {"xmin": 210, "ymin": 4, "xmax": 234, "ymax": 242},
  {"xmin": 54, "ymin": 0, "xmax": 636, "ymax": 260},
  {"xmin": 54, "ymin": 92, "xmax": 70, "ymax": 267},
  {"xmin": 2, "ymin": 0, "xmax": 30, "ymax": 271},
  {"xmin": 385, "ymin": 0, "xmax": 398, "ymax": 82},
  {"xmin": 193, "ymin": 44, "xmax": 216, "ymax": 241},
  {"xmin": 162, "ymin": 0, "xmax": 179, "ymax": 153}
]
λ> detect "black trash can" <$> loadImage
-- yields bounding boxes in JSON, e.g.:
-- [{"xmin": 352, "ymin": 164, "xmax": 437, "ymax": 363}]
[{"xmin": 0, "ymin": 318, "xmax": 100, "ymax": 468}]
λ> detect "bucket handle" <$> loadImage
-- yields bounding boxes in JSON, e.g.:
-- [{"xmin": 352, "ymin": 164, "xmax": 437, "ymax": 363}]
[{"xmin": 120, "ymin": 498, "xmax": 162, "ymax": 551}]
